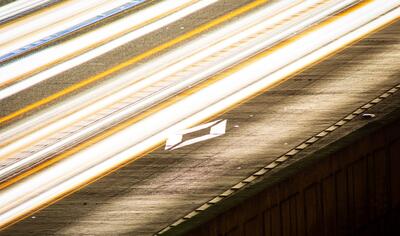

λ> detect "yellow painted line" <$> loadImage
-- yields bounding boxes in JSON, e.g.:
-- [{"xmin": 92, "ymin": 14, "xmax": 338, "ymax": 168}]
[
  {"xmin": 0, "ymin": 0, "xmax": 162, "ymax": 88},
  {"xmin": 1, "ymin": 0, "xmax": 398, "ymax": 230},
  {"xmin": 0, "ymin": 0, "xmax": 396, "ymax": 191},
  {"xmin": 0, "ymin": 0, "xmax": 268, "ymax": 188},
  {"xmin": 0, "ymin": 0, "xmax": 190, "ymax": 150},
  {"xmin": 0, "ymin": 0, "xmax": 267, "ymax": 125}
]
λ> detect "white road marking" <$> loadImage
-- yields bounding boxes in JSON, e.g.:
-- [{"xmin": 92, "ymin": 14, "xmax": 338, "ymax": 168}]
[{"xmin": 165, "ymin": 119, "xmax": 227, "ymax": 150}]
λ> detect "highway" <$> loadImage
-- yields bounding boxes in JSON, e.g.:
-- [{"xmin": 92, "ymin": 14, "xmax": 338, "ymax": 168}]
[
  {"xmin": 0, "ymin": 0, "xmax": 399, "ymax": 235},
  {"xmin": 0, "ymin": 0, "xmax": 59, "ymax": 24}
]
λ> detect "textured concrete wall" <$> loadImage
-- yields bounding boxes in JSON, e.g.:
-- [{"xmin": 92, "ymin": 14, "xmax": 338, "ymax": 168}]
[{"xmin": 186, "ymin": 116, "xmax": 400, "ymax": 236}]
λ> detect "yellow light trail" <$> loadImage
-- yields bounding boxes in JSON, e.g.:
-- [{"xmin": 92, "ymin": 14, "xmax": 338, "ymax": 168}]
[{"xmin": 0, "ymin": 0, "xmax": 268, "ymax": 125}]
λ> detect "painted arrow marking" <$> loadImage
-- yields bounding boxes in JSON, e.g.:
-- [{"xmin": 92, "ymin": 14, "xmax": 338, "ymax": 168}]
[{"xmin": 165, "ymin": 119, "xmax": 227, "ymax": 150}]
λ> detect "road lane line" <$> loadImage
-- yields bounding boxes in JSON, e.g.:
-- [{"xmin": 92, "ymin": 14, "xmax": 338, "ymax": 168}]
[
  {"xmin": 0, "ymin": 0, "xmax": 147, "ymax": 63},
  {"xmin": 0, "ymin": 0, "xmax": 396, "ymax": 191},
  {"xmin": 0, "ymin": 0, "xmax": 312, "ymax": 183},
  {"xmin": 0, "ymin": 0, "xmax": 229, "ymax": 148},
  {"xmin": 0, "ymin": 0, "xmax": 111, "ymax": 44},
  {"xmin": 0, "ymin": 0, "xmax": 349, "ymax": 165},
  {"xmin": 0, "ymin": 0, "xmax": 160, "ymax": 86},
  {"xmin": 0, "ymin": 0, "xmax": 62, "ymax": 27},
  {"xmin": 0, "ymin": 0, "xmax": 268, "ymax": 125},
  {"xmin": 0, "ymin": 0, "xmax": 398, "ymax": 229},
  {"xmin": 0, "ymin": 0, "xmax": 270, "ymax": 188},
  {"xmin": 0, "ymin": 0, "xmax": 217, "ymax": 100}
]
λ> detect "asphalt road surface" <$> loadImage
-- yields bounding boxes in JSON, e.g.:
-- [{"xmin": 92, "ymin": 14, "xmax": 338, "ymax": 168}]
[{"xmin": 0, "ymin": 0, "xmax": 399, "ymax": 235}]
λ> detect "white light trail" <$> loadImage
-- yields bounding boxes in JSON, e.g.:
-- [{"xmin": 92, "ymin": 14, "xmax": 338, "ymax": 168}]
[
  {"xmin": 0, "ymin": 0, "xmax": 370, "ymax": 181},
  {"xmin": 0, "ymin": 0, "xmax": 54, "ymax": 23},
  {"xmin": 0, "ymin": 0, "xmax": 398, "ymax": 229},
  {"xmin": 0, "ymin": 0, "xmax": 113, "ymax": 47},
  {"xmin": 0, "ymin": 0, "xmax": 217, "ymax": 98}
]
